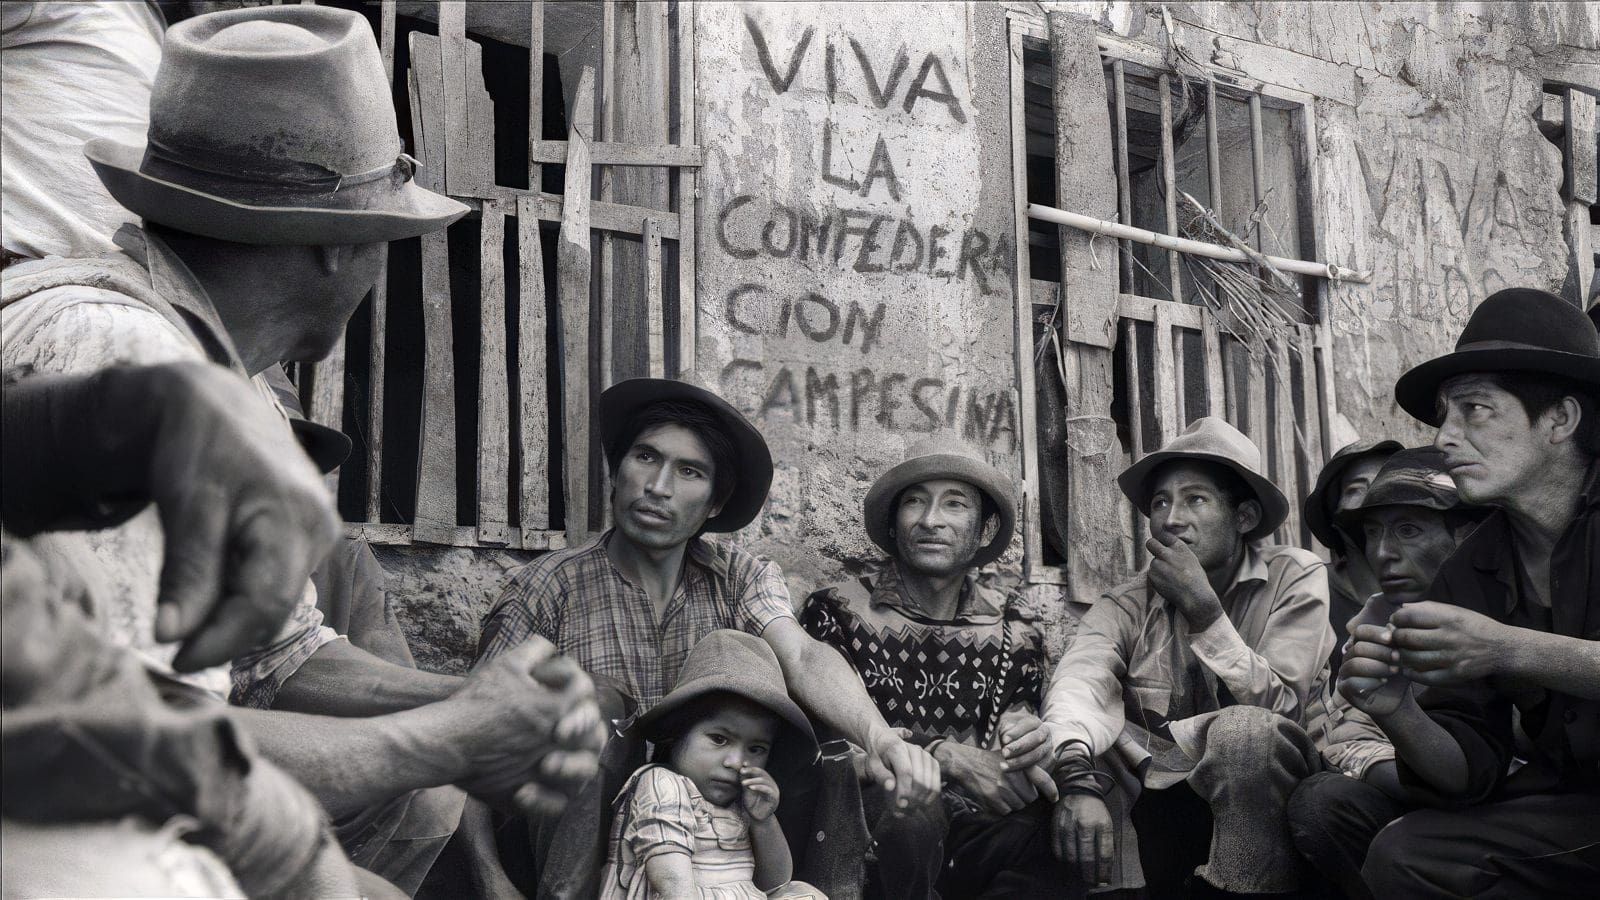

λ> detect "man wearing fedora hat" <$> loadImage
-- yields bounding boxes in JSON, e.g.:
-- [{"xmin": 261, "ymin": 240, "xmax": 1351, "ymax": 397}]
[
  {"xmin": 1287, "ymin": 447, "xmax": 1488, "ymax": 900},
  {"xmin": 1341, "ymin": 287, "xmax": 1600, "ymax": 897},
  {"xmin": 1305, "ymin": 438, "xmax": 1402, "ymax": 669},
  {"xmin": 479, "ymin": 377, "xmax": 941, "ymax": 895},
  {"xmin": 1041, "ymin": 417, "xmax": 1331, "ymax": 897},
  {"xmin": 1, "ymin": 4, "xmax": 607, "ymax": 893},
  {"xmin": 801, "ymin": 436, "xmax": 1074, "ymax": 899}
]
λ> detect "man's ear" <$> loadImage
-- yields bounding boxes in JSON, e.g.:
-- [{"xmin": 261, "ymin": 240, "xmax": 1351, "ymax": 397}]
[
  {"xmin": 1545, "ymin": 395, "xmax": 1583, "ymax": 446},
  {"xmin": 1235, "ymin": 498, "xmax": 1262, "ymax": 537}
]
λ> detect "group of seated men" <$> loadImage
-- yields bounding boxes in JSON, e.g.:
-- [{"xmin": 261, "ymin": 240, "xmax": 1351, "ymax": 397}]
[{"xmin": 1, "ymin": 2, "xmax": 1596, "ymax": 898}]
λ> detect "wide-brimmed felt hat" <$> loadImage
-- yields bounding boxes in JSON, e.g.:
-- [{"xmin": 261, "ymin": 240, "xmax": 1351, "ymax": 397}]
[
  {"xmin": 1335, "ymin": 446, "xmax": 1485, "ymax": 550},
  {"xmin": 863, "ymin": 436, "xmax": 1017, "ymax": 569},
  {"xmin": 1118, "ymin": 416, "xmax": 1288, "ymax": 541},
  {"xmin": 1304, "ymin": 438, "xmax": 1403, "ymax": 555},
  {"xmin": 262, "ymin": 364, "xmax": 352, "ymax": 474},
  {"xmin": 632, "ymin": 630, "xmax": 817, "ymax": 774},
  {"xmin": 85, "ymin": 5, "xmax": 467, "ymax": 246},
  {"xmin": 598, "ymin": 378, "xmax": 772, "ymax": 533},
  {"xmin": 1395, "ymin": 288, "xmax": 1600, "ymax": 426}
]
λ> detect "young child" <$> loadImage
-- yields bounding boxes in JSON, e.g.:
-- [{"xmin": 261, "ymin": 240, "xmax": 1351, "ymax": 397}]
[{"xmin": 600, "ymin": 630, "xmax": 826, "ymax": 900}]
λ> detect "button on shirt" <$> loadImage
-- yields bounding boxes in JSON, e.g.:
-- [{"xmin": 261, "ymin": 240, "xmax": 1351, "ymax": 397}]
[
  {"xmin": 477, "ymin": 530, "xmax": 795, "ymax": 710},
  {"xmin": 1399, "ymin": 463, "xmax": 1600, "ymax": 805},
  {"xmin": 1042, "ymin": 541, "xmax": 1333, "ymax": 775}
]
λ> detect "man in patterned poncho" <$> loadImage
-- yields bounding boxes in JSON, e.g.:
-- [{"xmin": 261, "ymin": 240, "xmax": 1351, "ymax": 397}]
[{"xmin": 802, "ymin": 437, "xmax": 1074, "ymax": 899}]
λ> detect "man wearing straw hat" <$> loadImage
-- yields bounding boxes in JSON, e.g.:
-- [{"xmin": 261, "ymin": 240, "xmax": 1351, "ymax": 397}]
[
  {"xmin": 802, "ymin": 436, "xmax": 1074, "ymax": 899},
  {"xmin": 1, "ymin": 4, "xmax": 605, "ymax": 893},
  {"xmin": 1344, "ymin": 287, "xmax": 1600, "ymax": 897},
  {"xmin": 1041, "ymin": 417, "xmax": 1332, "ymax": 898}
]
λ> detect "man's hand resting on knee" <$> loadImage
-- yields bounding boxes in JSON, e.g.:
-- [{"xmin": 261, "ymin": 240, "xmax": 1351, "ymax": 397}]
[{"xmin": 1052, "ymin": 793, "xmax": 1114, "ymax": 889}]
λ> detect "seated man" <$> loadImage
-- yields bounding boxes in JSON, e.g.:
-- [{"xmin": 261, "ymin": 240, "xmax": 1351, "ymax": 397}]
[
  {"xmin": 1288, "ymin": 447, "xmax": 1486, "ymax": 899},
  {"xmin": 478, "ymin": 377, "xmax": 939, "ymax": 896},
  {"xmin": 1042, "ymin": 417, "xmax": 1332, "ymax": 898},
  {"xmin": 1303, "ymin": 438, "xmax": 1401, "ymax": 667},
  {"xmin": 1343, "ymin": 288, "xmax": 1600, "ymax": 897},
  {"xmin": 802, "ymin": 437, "xmax": 1073, "ymax": 899}
]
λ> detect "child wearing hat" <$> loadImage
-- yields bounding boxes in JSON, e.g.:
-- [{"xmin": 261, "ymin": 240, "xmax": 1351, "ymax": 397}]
[{"xmin": 600, "ymin": 630, "xmax": 826, "ymax": 900}]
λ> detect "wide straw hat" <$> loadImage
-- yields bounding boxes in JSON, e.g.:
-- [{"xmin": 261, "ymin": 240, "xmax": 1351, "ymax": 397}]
[
  {"xmin": 1303, "ymin": 438, "xmax": 1403, "ymax": 555},
  {"xmin": 1118, "ymin": 416, "xmax": 1289, "ymax": 542},
  {"xmin": 1334, "ymin": 446, "xmax": 1485, "ymax": 550},
  {"xmin": 863, "ymin": 436, "xmax": 1017, "ymax": 569},
  {"xmin": 632, "ymin": 630, "xmax": 817, "ymax": 774},
  {"xmin": 85, "ymin": 5, "xmax": 467, "ymax": 246},
  {"xmin": 1395, "ymin": 288, "xmax": 1600, "ymax": 426},
  {"xmin": 598, "ymin": 379, "xmax": 773, "ymax": 533}
]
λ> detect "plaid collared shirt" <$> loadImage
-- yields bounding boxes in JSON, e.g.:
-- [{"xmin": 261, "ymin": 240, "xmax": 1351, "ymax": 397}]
[{"xmin": 477, "ymin": 530, "xmax": 795, "ymax": 710}]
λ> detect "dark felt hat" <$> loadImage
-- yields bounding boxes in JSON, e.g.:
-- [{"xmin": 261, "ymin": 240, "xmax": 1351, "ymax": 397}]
[
  {"xmin": 631, "ymin": 630, "xmax": 817, "ymax": 774},
  {"xmin": 262, "ymin": 363, "xmax": 352, "ymax": 475},
  {"xmin": 1304, "ymin": 438, "xmax": 1403, "ymax": 555},
  {"xmin": 863, "ymin": 436, "xmax": 1017, "ymax": 569},
  {"xmin": 1395, "ymin": 288, "xmax": 1600, "ymax": 426},
  {"xmin": 598, "ymin": 378, "xmax": 772, "ymax": 533},
  {"xmin": 85, "ymin": 5, "xmax": 467, "ymax": 246},
  {"xmin": 1118, "ymin": 416, "xmax": 1289, "ymax": 541},
  {"xmin": 1334, "ymin": 446, "xmax": 1485, "ymax": 550}
]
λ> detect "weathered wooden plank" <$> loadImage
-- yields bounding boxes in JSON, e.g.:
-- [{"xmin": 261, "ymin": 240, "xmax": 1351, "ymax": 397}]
[
  {"xmin": 1201, "ymin": 308, "xmax": 1225, "ymax": 419},
  {"xmin": 1246, "ymin": 346, "xmax": 1268, "ymax": 471},
  {"xmin": 1122, "ymin": 317, "xmax": 1144, "ymax": 460},
  {"xmin": 1222, "ymin": 335, "xmax": 1241, "ymax": 427},
  {"xmin": 1564, "ymin": 89, "xmax": 1596, "ymax": 305},
  {"xmin": 530, "ymin": 140, "xmax": 703, "ymax": 167},
  {"xmin": 478, "ymin": 200, "xmax": 511, "ymax": 545},
  {"xmin": 438, "ymin": 1, "xmax": 471, "ymax": 195},
  {"xmin": 677, "ymin": 1, "xmax": 698, "ymax": 378},
  {"xmin": 558, "ymin": 66, "xmax": 596, "ymax": 543},
  {"xmin": 1123, "ymin": 293, "xmax": 1203, "ymax": 330},
  {"xmin": 1158, "ymin": 72, "xmax": 1182, "ymax": 303},
  {"xmin": 527, "ymin": 0, "xmax": 543, "ymax": 190},
  {"xmin": 1205, "ymin": 80, "xmax": 1222, "ymax": 213},
  {"xmin": 1271, "ymin": 338, "xmax": 1300, "ymax": 545},
  {"xmin": 409, "ymin": 33, "xmax": 445, "ymax": 192},
  {"xmin": 379, "ymin": 0, "xmax": 396, "ymax": 82},
  {"xmin": 500, "ymin": 191, "xmax": 680, "ymax": 240},
  {"xmin": 1009, "ymin": 21, "xmax": 1046, "ymax": 581},
  {"xmin": 517, "ymin": 195, "xmax": 551, "ymax": 537},
  {"xmin": 366, "ymin": 248, "xmax": 387, "ymax": 523},
  {"xmin": 644, "ymin": 218, "xmax": 665, "ymax": 378},
  {"xmin": 1152, "ymin": 302, "xmax": 1179, "ymax": 443},
  {"xmin": 466, "ymin": 41, "xmax": 495, "ymax": 193},
  {"xmin": 1314, "ymin": 326, "xmax": 1337, "ymax": 459},
  {"xmin": 1294, "ymin": 325, "xmax": 1324, "ymax": 531},
  {"xmin": 597, "ymin": 0, "xmax": 616, "ymax": 391},
  {"xmin": 1249, "ymin": 94, "xmax": 1266, "ymax": 254},
  {"xmin": 1051, "ymin": 10, "xmax": 1125, "ymax": 600},
  {"xmin": 1112, "ymin": 60, "xmax": 1134, "ymax": 293},
  {"xmin": 347, "ymin": 522, "xmax": 568, "ymax": 551}
]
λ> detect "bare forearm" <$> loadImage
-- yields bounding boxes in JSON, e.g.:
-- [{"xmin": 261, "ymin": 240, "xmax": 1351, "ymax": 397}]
[
  {"xmin": 229, "ymin": 703, "xmax": 466, "ymax": 818},
  {"xmin": 790, "ymin": 640, "xmax": 894, "ymax": 752},
  {"xmin": 272, "ymin": 640, "xmax": 460, "ymax": 716},
  {"xmin": 1505, "ymin": 628, "xmax": 1600, "ymax": 700},
  {"xmin": 749, "ymin": 816, "xmax": 793, "ymax": 891},
  {"xmin": 1361, "ymin": 760, "xmax": 1407, "ymax": 803},
  {"xmin": 1373, "ymin": 694, "xmax": 1468, "ymax": 797}
]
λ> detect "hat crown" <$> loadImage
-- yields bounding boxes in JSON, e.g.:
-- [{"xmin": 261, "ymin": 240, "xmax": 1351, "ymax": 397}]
[
  {"xmin": 898, "ymin": 435, "xmax": 990, "ymax": 467},
  {"xmin": 1357, "ymin": 447, "xmax": 1463, "ymax": 512},
  {"xmin": 1160, "ymin": 416, "xmax": 1264, "ymax": 474},
  {"xmin": 147, "ymin": 5, "xmax": 400, "ymax": 190},
  {"xmin": 1456, "ymin": 289, "xmax": 1600, "ymax": 357}
]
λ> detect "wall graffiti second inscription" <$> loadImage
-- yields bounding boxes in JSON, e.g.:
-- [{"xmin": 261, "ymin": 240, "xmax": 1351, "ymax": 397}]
[{"xmin": 697, "ymin": 3, "xmax": 1019, "ymax": 529}]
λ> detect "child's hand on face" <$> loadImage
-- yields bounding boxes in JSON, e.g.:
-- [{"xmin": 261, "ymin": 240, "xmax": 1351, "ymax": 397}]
[{"xmin": 738, "ymin": 766, "xmax": 780, "ymax": 821}]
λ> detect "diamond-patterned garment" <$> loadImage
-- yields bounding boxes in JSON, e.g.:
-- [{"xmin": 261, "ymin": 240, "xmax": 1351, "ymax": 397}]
[{"xmin": 801, "ymin": 561, "xmax": 1044, "ymax": 749}]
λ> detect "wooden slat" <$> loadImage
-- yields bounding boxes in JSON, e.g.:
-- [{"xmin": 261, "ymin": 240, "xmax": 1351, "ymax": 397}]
[
  {"xmin": 677, "ymin": 1, "xmax": 698, "ymax": 378},
  {"xmin": 558, "ymin": 66, "xmax": 596, "ymax": 543},
  {"xmin": 1294, "ymin": 325, "xmax": 1324, "ymax": 542},
  {"xmin": 365, "ymin": 249, "xmax": 388, "ymax": 522},
  {"xmin": 1157, "ymin": 72, "xmax": 1182, "ymax": 303},
  {"xmin": 500, "ymin": 191, "xmax": 680, "ymax": 240},
  {"xmin": 530, "ymin": 140, "xmax": 703, "ymax": 167},
  {"xmin": 1201, "ymin": 307, "xmax": 1225, "ymax": 418},
  {"xmin": 1115, "ymin": 292, "xmax": 1204, "ymax": 330},
  {"xmin": 1246, "ymin": 346, "xmax": 1268, "ymax": 468},
  {"xmin": 347, "ymin": 522, "xmax": 567, "ymax": 551},
  {"xmin": 1205, "ymin": 79, "xmax": 1222, "ymax": 212},
  {"xmin": 477, "ymin": 200, "xmax": 511, "ymax": 545},
  {"xmin": 409, "ymin": 32, "xmax": 457, "ymax": 544},
  {"xmin": 1271, "ymin": 338, "xmax": 1300, "ymax": 544},
  {"xmin": 439, "ymin": 1, "xmax": 471, "ymax": 195},
  {"xmin": 1249, "ymin": 93, "xmax": 1266, "ymax": 253},
  {"xmin": 379, "ymin": 0, "xmax": 396, "ymax": 81},
  {"xmin": 517, "ymin": 196, "xmax": 551, "ymax": 536},
  {"xmin": 1112, "ymin": 60, "xmax": 1134, "ymax": 290},
  {"xmin": 644, "ymin": 218, "xmax": 665, "ymax": 378},
  {"xmin": 1122, "ymin": 318, "xmax": 1144, "ymax": 460},
  {"xmin": 527, "ymin": 0, "xmax": 544, "ymax": 190},
  {"xmin": 1222, "ymin": 336, "xmax": 1241, "ymax": 427},
  {"xmin": 598, "ymin": 0, "xmax": 615, "ymax": 391},
  {"xmin": 1009, "ymin": 20, "xmax": 1045, "ymax": 580},
  {"xmin": 1152, "ymin": 302, "xmax": 1179, "ymax": 443},
  {"xmin": 1314, "ymin": 326, "xmax": 1338, "ymax": 459}
]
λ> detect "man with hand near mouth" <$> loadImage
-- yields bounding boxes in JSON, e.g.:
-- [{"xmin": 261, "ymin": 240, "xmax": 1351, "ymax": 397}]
[
  {"xmin": 1341, "ymin": 288, "xmax": 1600, "ymax": 898},
  {"xmin": 1287, "ymin": 447, "xmax": 1487, "ymax": 899},
  {"xmin": 1042, "ymin": 417, "xmax": 1331, "ymax": 898},
  {"xmin": 802, "ymin": 437, "xmax": 1072, "ymax": 899}
]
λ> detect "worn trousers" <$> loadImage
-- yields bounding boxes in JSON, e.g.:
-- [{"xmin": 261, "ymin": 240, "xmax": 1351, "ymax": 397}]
[
  {"xmin": 866, "ymin": 788, "xmax": 1081, "ymax": 900},
  {"xmin": 1361, "ymin": 791, "xmax": 1600, "ymax": 898},
  {"xmin": 1286, "ymin": 772, "xmax": 1408, "ymax": 900},
  {"xmin": 336, "ymin": 785, "xmax": 466, "ymax": 897}
]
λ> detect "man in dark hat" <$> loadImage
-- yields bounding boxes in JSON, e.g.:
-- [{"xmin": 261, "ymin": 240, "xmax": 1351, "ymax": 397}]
[
  {"xmin": 478, "ymin": 377, "xmax": 941, "ymax": 895},
  {"xmin": 1, "ymin": 5, "xmax": 603, "ymax": 893},
  {"xmin": 801, "ymin": 436, "xmax": 1072, "ymax": 899},
  {"xmin": 1345, "ymin": 287, "xmax": 1600, "ymax": 897},
  {"xmin": 1286, "ymin": 447, "xmax": 1487, "ymax": 899},
  {"xmin": 1042, "ymin": 417, "xmax": 1332, "ymax": 898},
  {"xmin": 1305, "ymin": 439, "xmax": 1402, "ymax": 667}
]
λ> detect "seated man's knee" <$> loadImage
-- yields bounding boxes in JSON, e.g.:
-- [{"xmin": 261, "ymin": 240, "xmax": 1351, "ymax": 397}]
[
  {"xmin": 1361, "ymin": 810, "xmax": 1451, "ymax": 897},
  {"xmin": 871, "ymin": 794, "xmax": 948, "ymax": 848},
  {"xmin": 1287, "ymin": 771, "xmax": 1349, "ymax": 852}
]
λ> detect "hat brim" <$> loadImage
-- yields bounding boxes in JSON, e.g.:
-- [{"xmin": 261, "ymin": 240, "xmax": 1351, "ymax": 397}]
[
  {"xmin": 863, "ymin": 454, "xmax": 1016, "ymax": 568},
  {"xmin": 86, "ymin": 138, "xmax": 469, "ymax": 246},
  {"xmin": 290, "ymin": 419, "xmax": 353, "ymax": 474},
  {"xmin": 598, "ymin": 378, "xmax": 773, "ymax": 532},
  {"xmin": 1395, "ymin": 347, "xmax": 1600, "ymax": 426},
  {"xmin": 1303, "ymin": 440, "xmax": 1402, "ymax": 553},
  {"xmin": 1118, "ymin": 450, "xmax": 1289, "ymax": 542},
  {"xmin": 631, "ymin": 681, "xmax": 817, "ymax": 775}
]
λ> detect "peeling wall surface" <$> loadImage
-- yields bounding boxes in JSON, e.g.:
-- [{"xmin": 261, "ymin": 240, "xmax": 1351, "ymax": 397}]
[{"xmin": 381, "ymin": 1, "xmax": 1598, "ymax": 672}]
